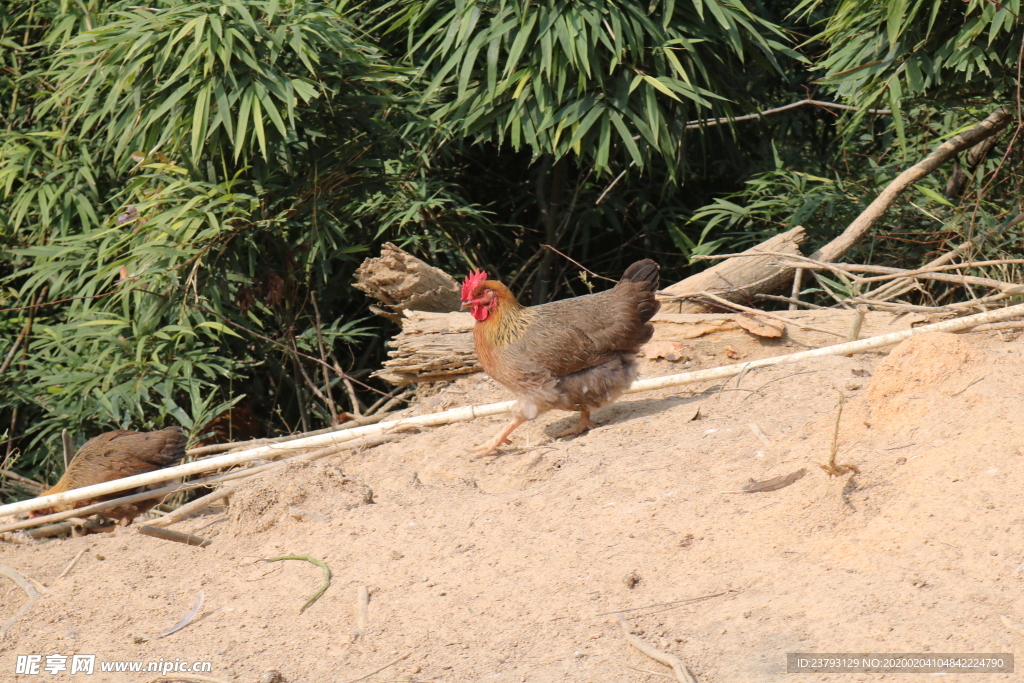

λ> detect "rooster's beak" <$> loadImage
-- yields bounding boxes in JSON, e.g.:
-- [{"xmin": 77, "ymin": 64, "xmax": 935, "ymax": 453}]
[{"xmin": 459, "ymin": 301, "xmax": 472, "ymax": 311}]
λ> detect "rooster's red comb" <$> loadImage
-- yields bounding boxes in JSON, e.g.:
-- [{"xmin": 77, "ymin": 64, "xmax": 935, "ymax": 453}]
[{"xmin": 461, "ymin": 269, "xmax": 489, "ymax": 301}]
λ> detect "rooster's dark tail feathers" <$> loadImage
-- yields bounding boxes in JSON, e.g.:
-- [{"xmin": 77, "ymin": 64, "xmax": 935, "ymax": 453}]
[
  {"xmin": 617, "ymin": 259, "xmax": 660, "ymax": 323},
  {"xmin": 619, "ymin": 259, "xmax": 659, "ymax": 288}
]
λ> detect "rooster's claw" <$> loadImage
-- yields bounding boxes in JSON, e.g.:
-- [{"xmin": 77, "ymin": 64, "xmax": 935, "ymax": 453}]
[{"xmin": 552, "ymin": 411, "xmax": 597, "ymax": 440}]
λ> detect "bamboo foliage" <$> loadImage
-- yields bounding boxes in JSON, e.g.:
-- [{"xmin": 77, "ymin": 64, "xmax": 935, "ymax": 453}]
[
  {"xmin": 796, "ymin": 0, "xmax": 1022, "ymax": 147},
  {"xmin": 0, "ymin": 0, "xmax": 490, "ymax": 478},
  {"xmin": 381, "ymin": 0, "xmax": 798, "ymax": 177},
  {"xmin": 42, "ymin": 0, "xmax": 393, "ymax": 171}
]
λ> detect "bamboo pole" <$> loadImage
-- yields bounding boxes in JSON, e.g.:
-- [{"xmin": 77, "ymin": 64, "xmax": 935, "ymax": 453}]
[
  {"xmin": 0, "ymin": 434, "xmax": 395, "ymax": 534},
  {"xmin": 624, "ymin": 301, "xmax": 1024, "ymax": 393},
  {"xmin": 3, "ymin": 300, "xmax": 1024, "ymax": 520},
  {"xmin": 0, "ymin": 401, "xmax": 511, "ymax": 519}
]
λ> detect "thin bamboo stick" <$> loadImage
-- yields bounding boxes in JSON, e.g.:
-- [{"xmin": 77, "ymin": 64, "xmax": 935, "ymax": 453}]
[
  {"xmin": 0, "ymin": 401, "xmax": 509, "ymax": 519},
  {"xmin": 624, "ymin": 300, "xmax": 1023, "ymax": 394},
  {"xmin": 3, "ymin": 299, "xmax": 1024, "ymax": 520},
  {"xmin": 0, "ymin": 433, "xmax": 400, "ymax": 533}
]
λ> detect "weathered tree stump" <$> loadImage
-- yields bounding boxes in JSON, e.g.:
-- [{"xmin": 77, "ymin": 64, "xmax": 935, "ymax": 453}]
[{"xmin": 353, "ymin": 243, "xmax": 462, "ymax": 323}]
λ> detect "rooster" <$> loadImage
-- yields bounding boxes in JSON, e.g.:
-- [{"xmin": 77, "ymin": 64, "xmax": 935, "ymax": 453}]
[
  {"xmin": 461, "ymin": 259, "xmax": 660, "ymax": 456},
  {"xmin": 29, "ymin": 426, "xmax": 188, "ymax": 525}
]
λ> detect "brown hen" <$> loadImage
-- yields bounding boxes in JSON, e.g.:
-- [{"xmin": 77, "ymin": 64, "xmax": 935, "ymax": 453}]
[
  {"xmin": 460, "ymin": 259, "xmax": 660, "ymax": 455},
  {"xmin": 29, "ymin": 426, "xmax": 188, "ymax": 525}
]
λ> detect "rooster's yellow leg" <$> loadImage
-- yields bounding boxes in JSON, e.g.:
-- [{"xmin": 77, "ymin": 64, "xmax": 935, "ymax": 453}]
[
  {"xmin": 553, "ymin": 410, "xmax": 598, "ymax": 439},
  {"xmin": 469, "ymin": 418, "xmax": 526, "ymax": 457}
]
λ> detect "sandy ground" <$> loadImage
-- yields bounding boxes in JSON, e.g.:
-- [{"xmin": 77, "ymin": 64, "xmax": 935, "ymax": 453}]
[{"xmin": 3, "ymin": 330, "xmax": 1024, "ymax": 682}]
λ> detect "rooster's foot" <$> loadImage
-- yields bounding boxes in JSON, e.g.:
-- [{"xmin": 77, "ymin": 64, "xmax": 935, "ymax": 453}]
[
  {"xmin": 468, "ymin": 438, "xmax": 509, "ymax": 459},
  {"xmin": 553, "ymin": 412, "xmax": 597, "ymax": 440},
  {"xmin": 469, "ymin": 417, "xmax": 526, "ymax": 459}
]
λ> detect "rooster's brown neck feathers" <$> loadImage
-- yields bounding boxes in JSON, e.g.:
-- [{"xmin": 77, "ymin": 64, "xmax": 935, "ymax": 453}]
[{"xmin": 473, "ymin": 281, "xmax": 532, "ymax": 347}]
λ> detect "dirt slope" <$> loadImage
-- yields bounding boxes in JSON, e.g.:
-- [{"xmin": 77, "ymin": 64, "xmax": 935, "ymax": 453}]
[{"xmin": 3, "ymin": 331, "xmax": 1024, "ymax": 682}]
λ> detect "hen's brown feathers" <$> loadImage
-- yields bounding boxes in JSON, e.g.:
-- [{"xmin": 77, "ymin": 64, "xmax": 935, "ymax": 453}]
[
  {"xmin": 469, "ymin": 259, "xmax": 660, "ymax": 421},
  {"xmin": 31, "ymin": 426, "xmax": 188, "ymax": 524}
]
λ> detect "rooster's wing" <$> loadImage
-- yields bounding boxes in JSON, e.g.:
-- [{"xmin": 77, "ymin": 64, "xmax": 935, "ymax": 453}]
[{"xmin": 507, "ymin": 284, "xmax": 656, "ymax": 380}]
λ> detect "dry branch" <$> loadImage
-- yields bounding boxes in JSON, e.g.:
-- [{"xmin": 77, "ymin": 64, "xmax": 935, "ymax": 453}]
[
  {"xmin": 28, "ymin": 518, "xmax": 113, "ymax": 540},
  {"xmin": 58, "ymin": 547, "xmax": 90, "ymax": 579},
  {"xmin": 678, "ymin": 107, "xmax": 1014, "ymax": 311},
  {"xmin": 811, "ymin": 107, "xmax": 1012, "ymax": 262},
  {"xmin": 0, "ymin": 482, "xmax": 184, "ymax": 533},
  {"xmin": 5, "ymin": 299, "xmax": 1024, "ymax": 520},
  {"xmin": 146, "ymin": 488, "xmax": 233, "ymax": 528},
  {"xmin": 137, "ymin": 525, "xmax": 211, "ymax": 548},
  {"xmin": 340, "ymin": 653, "xmax": 411, "ymax": 683},
  {"xmin": 0, "ymin": 469, "xmax": 44, "ymax": 493},
  {"xmin": 775, "ymin": 257, "xmax": 1024, "ymax": 294},
  {"xmin": 186, "ymin": 409, "xmax": 399, "ymax": 458}
]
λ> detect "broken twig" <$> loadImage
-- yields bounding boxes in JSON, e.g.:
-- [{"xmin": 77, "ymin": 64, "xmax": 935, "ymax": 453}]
[
  {"xmin": 614, "ymin": 612, "xmax": 696, "ymax": 683},
  {"xmin": 341, "ymin": 652, "xmax": 411, "ymax": 683},
  {"xmin": 821, "ymin": 392, "xmax": 858, "ymax": 476},
  {"xmin": 137, "ymin": 525, "xmax": 211, "ymax": 548},
  {"xmin": 0, "ymin": 563, "xmax": 40, "ymax": 634},
  {"xmin": 58, "ymin": 547, "xmax": 90, "ymax": 579},
  {"xmin": 357, "ymin": 585, "xmax": 370, "ymax": 631}
]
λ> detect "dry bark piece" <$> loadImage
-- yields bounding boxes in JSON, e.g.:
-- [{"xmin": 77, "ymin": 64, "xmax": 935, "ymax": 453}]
[
  {"xmin": 734, "ymin": 313, "xmax": 784, "ymax": 338},
  {"xmin": 641, "ymin": 341, "xmax": 688, "ymax": 361}
]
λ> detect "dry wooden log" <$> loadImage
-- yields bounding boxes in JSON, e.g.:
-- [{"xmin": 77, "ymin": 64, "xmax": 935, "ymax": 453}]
[
  {"xmin": 658, "ymin": 226, "xmax": 806, "ymax": 314},
  {"xmin": 355, "ymin": 232, "xmax": 808, "ymax": 321},
  {"xmin": 353, "ymin": 242, "xmax": 461, "ymax": 322},
  {"xmin": 372, "ymin": 308, "xmax": 927, "ymax": 385}
]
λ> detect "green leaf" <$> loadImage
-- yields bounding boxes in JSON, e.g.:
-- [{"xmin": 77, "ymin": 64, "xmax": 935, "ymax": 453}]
[
  {"xmin": 917, "ymin": 185, "xmax": 954, "ymax": 207},
  {"xmin": 642, "ymin": 75, "xmax": 682, "ymax": 102},
  {"xmin": 608, "ymin": 110, "xmax": 643, "ymax": 167},
  {"xmin": 198, "ymin": 321, "xmax": 243, "ymax": 338}
]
